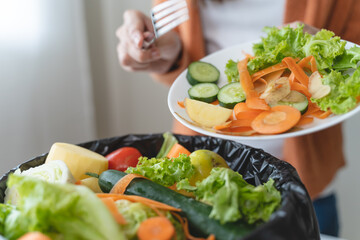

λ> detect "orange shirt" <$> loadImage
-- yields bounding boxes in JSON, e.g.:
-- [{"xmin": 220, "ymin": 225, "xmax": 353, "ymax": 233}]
[{"xmin": 152, "ymin": 0, "xmax": 355, "ymax": 199}]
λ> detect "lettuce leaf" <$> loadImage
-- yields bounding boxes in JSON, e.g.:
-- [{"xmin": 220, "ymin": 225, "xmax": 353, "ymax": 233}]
[
  {"xmin": 247, "ymin": 25, "xmax": 306, "ymax": 74},
  {"xmin": 192, "ymin": 168, "xmax": 281, "ymax": 225},
  {"xmin": 303, "ymin": 29, "xmax": 346, "ymax": 71},
  {"xmin": 126, "ymin": 154, "xmax": 195, "ymax": 187},
  {"xmin": 0, "ymin": 174, "xmax": 125, "ymax": 240},
  {"xmin": 312, "ymin": 68, "xmax": 360, "ymax": 114},
  {"xmin": 224, "ymin": 59, "xmax": 239, "ymax": 82},
  {"xmin": 156, "ymin": 131, "xmax": 178, "ymax": 158}
]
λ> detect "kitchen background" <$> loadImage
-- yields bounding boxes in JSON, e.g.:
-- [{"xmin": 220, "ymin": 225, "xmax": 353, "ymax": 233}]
[{"xmin": 0, "ymin": 0, "xmax": 359, "ymax": 239}]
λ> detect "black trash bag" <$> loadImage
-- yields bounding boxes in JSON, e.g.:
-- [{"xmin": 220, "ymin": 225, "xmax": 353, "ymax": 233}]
[{"xmin": 0, "ymin": 133, "xmax": 320, "ymax": 240}]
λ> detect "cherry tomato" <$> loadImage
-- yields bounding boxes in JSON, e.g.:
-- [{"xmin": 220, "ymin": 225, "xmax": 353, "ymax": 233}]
[{"xmin": 106, "ymin": 147, "xmax": 142, "ymax": 171}]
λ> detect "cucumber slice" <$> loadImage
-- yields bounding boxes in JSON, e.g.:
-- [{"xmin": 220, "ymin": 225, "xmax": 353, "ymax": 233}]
[
  {"xmin": 217, "ymin": 82, "xmax": 246, "ymax": 109},
  {"xmin": 188, "ymin": 83, "xmax": 219, "ymax": 103},
  {"xmin": 187, "ymin": 61, "xmax": 220, "ymax": 85},
  {"xmin": 270, "ymin": 91, "xmax": 308, "ymax": 114}
]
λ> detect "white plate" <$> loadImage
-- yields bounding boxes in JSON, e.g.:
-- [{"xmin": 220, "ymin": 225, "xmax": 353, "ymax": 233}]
[{"xmin": 168, "ymin": 40, "xmax": 360, "ymax": 141}]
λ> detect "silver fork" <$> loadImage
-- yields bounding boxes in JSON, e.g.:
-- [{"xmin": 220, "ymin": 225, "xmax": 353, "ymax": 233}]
[{"xmin": 143, "ymin": 0, "xmax": 189, "ymax": 49}]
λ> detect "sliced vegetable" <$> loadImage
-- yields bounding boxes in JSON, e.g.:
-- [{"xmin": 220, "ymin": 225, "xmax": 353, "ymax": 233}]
[
  {"xmin": 270, "ymin": 91, "xmax": 309, "ymax": 114},
  {"xmin": 100, "ymin": 197, "xmax": 127, "ymax": 224},
  {"xmin": 238, "ymin": 58, "xmax": 270, "ymax": 110},
  {"xmin": 260, "ymin": 77, "xmax": 291, "ymax": 105},
  {"xmin": 185, "ymin": 98, "xmax": 233, "ymax": 128},
  {"xmin": 233, "ymin": 102, "xmax": 263, "ymax": 120},
  {"xmin": 217, "ymin": 82, "xmax": 246, "ymax": 109},
  {"xmin": 251, "ymin": 105, "xmax": 301, "ymax": 134},
  {"xmin": 308, "ymin": 71, "xmax": 331, "ymax": 99},
  {"xmin": 188, "ymin": 83, "xmax": 219, "ymax": 103},
  {"xmin": 106, "ymin": 147, "xmax": 142, "ymax": 172},
  {"xmin": 45, "ymin": 142, "xmax": 108, "ymax": 181},
  {"xmin": 80, "ymin": 176, "xmax": 103, "ymax": 193},
  {"xmin": 97, "ymin": 171, "xmax": 255, "ymax": 240},
  {"xmin": 18, "ymin": 232, "xmax": 51, "ymax": 240},
  {"xmin": 187, "ymin": 61, "xmax": 220, "ymax": 86},
  {"xmin": 166, "ymin": 143, "xmax": 191, "ymax": 159},
  {"xmin": 156, "ymin": 132, "xmax": 178, "ymax": 158},
  {"xmin": 137, "ymin": 217, "xmax": 175, "ymax": 240}
]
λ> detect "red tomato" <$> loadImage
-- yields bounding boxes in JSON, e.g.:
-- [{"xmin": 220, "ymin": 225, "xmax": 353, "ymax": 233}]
[{"xmin": 106, "ymin": 147, "xmax": 142, "ymax": 171}]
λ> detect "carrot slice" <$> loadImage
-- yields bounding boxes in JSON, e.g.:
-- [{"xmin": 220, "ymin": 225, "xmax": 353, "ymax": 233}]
[
  {"xmin": 238, "ymin": 58, "xmax": 270, "ymax": 110},
  {"xmin": 178, "ymin": 101, "xmax": 185, "ymax": 108},
  {"xmin": 282, "ymin": 57, "xmax": 309, "ymax": 86},
  {"xmin": 210, "ymin": 99, "xmax": 219, "ymax": 105},
  {"xmin": 166, "ymin": 143, "xmax": 191, "ymax": 158},
  {"xmin": 251, "ymin": 62, "xmax": 287, "ymax": 82},
  {"xmin": 290, "ymin": 81, "xmax": 311, "ymax": 98},
  {"xmin": 110, "ymin": 173, "xmax": 146, "ymax": 195},
  {"xmin": 100, "ymin": 197, "xmax": 127, "ymax": 224},
  {"xmin": 310, "ymin": 56, "xmax": 318, "ymax": 72},
  {"xmin": 296, "ymin": 116, "xmax": 314, "ymax": 126},
  {"xmin": 137, "ymin": 216, "xmax": 175, "ymax": 240},
  {"xmin": 297, "ymin": 56, "xmax": 312, "ymax": 69},
  {"xmin": 233, "ymin": 102, "xmax": 263, "ymax": 120},
  {"xmin": 18, "ymin": 232, "xmax": 52, "ymax": 240},
  {"xmin": 251, "ymin": 105, "xmax": 301, "ymax": 134},
  {"xmin": 311, "ymin": 109, "xmax": 332, "ymax": 119}
]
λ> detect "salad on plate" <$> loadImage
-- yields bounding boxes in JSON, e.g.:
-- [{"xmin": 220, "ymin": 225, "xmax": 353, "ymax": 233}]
[{"xmin": 174, "ymin": 24, "xmax": 360, "ymax": 137}]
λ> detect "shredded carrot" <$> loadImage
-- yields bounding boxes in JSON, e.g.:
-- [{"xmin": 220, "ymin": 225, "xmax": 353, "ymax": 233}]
[
  {"xmin": 296, "ymin": 116, "xmax": 314, "ymax": 126},
  {"xmin": 167, "ymin": 143, "xmax": 191, "ymax": 158},
  {"xmin": 251, "ymin": 62, "xmax": 287, "ymax": 82},
  {"xmin": 310, "ymin": 56, "xmax": 318, "ymax": 72},
  {"xmin": 304, "ymin": 101, "xmax": 321, "ymax": 116},
  {"xmin": 213, "ymin": 121, "xmax": 231, "ymax": 130},
  {"xmin": 297, "ymin": 56, "xmax": 312, "ymax": 69},
  {"xmin": 238, "ymin": 58, "xmax": 270, "ymax": 110},
  {"xmin": 210, "ymin": 99, "xmax": 219, "ymax": 105},
  {"xmin": 178, "ymin": 101, "xmax": 185, "ymax": 108},
  {"xmin": 100, "ymin": 197, "xmax": 127, "ymax": 224},
  {"xmin": 171, "ymin": 212, "xmax": 214, "ymax": 240},
  {"xmin": 282, "ymin": 57, "xmax": 309, "ymax": 86},
  {"xmin": 137, "ymin": 216, "xmax": 175, "ymax": 240},
  {"xmin": 110, "ymin": 173, "xmax": 146, "ymax": 195},
  {"xmin": 75, "ymin": 180, "xmax": 81, "ymax": 185},
  {"xmin": 311, "ymin": 109, "xmax": 332, "ymax": 119},
  {"xmin": 233, "ymin": 102, "xmax": 263, "ymax": 120},
  {"xmin": 289, "ymin": 81, "xmax": 311, "ymax": 98},
  {"xmin": 97, "ymin": 193, "xmax": 181, "ymax": 213}
]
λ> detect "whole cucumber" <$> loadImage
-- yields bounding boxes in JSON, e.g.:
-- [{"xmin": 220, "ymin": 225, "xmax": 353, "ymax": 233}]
[{"xmin": 97, "ymin": 170, "xmax": 254, "ymax": 240}]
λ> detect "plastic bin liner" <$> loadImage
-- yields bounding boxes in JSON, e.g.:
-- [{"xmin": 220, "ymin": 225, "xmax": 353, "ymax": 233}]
[{"xmin": 0, "ymin": 133, "xmax": 320, "ymax": 240}]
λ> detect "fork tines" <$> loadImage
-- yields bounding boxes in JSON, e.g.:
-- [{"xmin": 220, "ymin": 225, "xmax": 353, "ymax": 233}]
[{"xmin": 151, "ymin": 0, "xmax": 189, "ymax": 38}]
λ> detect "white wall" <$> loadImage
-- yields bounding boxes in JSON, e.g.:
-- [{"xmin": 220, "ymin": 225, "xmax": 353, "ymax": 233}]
[{"xmin": 0, "ymin": 0, "xmax": 96, "ymax": 174}]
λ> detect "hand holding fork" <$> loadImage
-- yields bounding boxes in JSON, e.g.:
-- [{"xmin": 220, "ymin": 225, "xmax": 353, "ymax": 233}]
[{"xmin": 116, "ymin": 0, "xmax": 189, "ymax": 76}]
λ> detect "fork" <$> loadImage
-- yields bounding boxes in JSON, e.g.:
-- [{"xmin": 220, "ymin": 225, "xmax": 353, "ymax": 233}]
[{"xmin": 143, "ymin": 0, "xmax": 189, "ymax": 49}]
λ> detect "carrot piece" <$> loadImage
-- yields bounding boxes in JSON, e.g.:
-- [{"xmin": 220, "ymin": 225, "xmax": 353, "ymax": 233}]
[
  {"xmin": 233, "ymin": 102, "xmax": 263, "ymax": 120},
  {"xmin": 289, "ymin": 81, "xmax": 311, "ymax": 98},
  {"xmin": 110, "ymin": 173, "xmax": 146, "ymax": 194},
  {"xmin": 96, "ymin": 193, "xmax": 181, "ymax": 212},
  {"xmin": 137, "ymin": 216, "xmax": 175, "ymax": 240},
  {"xmin": 18, "ymin": 232, "xmax": 51, "ymax": 240},
  {"xmin": 304, "ymin": 101, "xmax": 321, "ymax": 116},
  {"xmin": 357, "ymin": 96, "xmax": 360, "ymax": 103},
  {"xmin": 296, "ymin": 116, "xmax": 314, "ymax": 126},
  {"xmin": 210, "ymin": 99, "xmax": 219, "ymax": 105},
  {"xmin": 166, "ymin": 143, "xmax": 191, "ymax": 158},
  {"xmin": 100, "ymin": 197, "xmax": 127, "ymax": 224},
  {"xmin": 177, "ymin": 101, "xmax": 185, "ymax": 108},
  {"xmin": 253, "ymin": 78, "xmax": 267, "ymax": 94},
  {"xmin": 311, "ymin": 109, "xmax": 332, "ymax": 119},
  {"xmin": 251, "ymin": 105, "xmax": 301, "ymax": 134},
  {"xmin": 213, "ymin": 121, "xmax": 232, "ymax": 130},
  {"xmin": 238, "ymin": 58, "xmax": 270, "ymax": 110},
  {"xmin": 251, "ymin": 62, "xmax": 287, "ymax": 82},
  {"xmin": 171, "ymin": 212, "xmax": 211, "ymax": 240},
  {"xmin": 263, "ymin": 69, "xmax": 285, "ymax": 82},
  {"xmin": 310, "ymin": 56, "xmax": 318, "ymax": 72},
  {"xmin": 226, "ymin": 126, "xmax": 254, "ymax": 133},
  {"xmin": 282, "ymin": 57, "xmax": 309, "ymax": 86},
  {"xmin": 297, "ymin": 56, "xmax": 312, "ymax": 69}
]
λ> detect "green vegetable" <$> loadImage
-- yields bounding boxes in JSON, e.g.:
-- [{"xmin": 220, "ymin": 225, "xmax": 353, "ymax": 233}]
[
  {"xmin": 126, "ymin": 154, "xmax": 195, "ymax": 187},
  {"xmin": 99, "ymin": 171, "xmax": 255, "ymax": 240},
  {"xmin": 0, "ymin": 174, "xmax": 125, "ymax": 240},
  {"xmin": 312, "ymin": 67, "xmax": 360, "ymax": 114},
  {"xmin": 186, "ymin": 61, "xmax": 220, "ymax": 85},
  {"xmin": 302, "ymin": 29, "xmax": 346, "ymax": 71},
  {"xmin": 188, "ymin": 82, "xmax": 219, "ymax": 103},
  {"xmin": 224, "ymin": 59, "xmax": 239, "ymax": 83},
  {"xmin": 156, "ymin": 132, "xmax": 178, "ymax": 158},
  {"xmin": 115, "ymin": 199, "xmax": 184, "ymax": 240},
  {"xmin": 180, "ymin": 168, "xmax": 281, "ymax": 225},
  {"xmin": 248, "ymin": 24, "xmax": 306, "ymax": 74},
  {"xmin": 333, "ymin": 46, "xmax": 360, "ymax": 71}
]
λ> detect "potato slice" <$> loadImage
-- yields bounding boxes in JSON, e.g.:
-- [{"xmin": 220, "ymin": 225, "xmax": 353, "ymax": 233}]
[
  {"xmin": 309, "ymin": 71, "xmax": 331, "ymax": 99},
  {"xmin": 260, "ymin": 77, "xmax": 291, "ymax": 105},
  {"xmin": 185, "ymin": 98, "xmax": 232, "ymax": 128}
]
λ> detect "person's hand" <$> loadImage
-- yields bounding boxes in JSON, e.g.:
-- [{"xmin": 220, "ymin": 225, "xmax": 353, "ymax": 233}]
[{"xmin": 116, "ymin": 10, "xmax": 182, "ymax": 74}]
